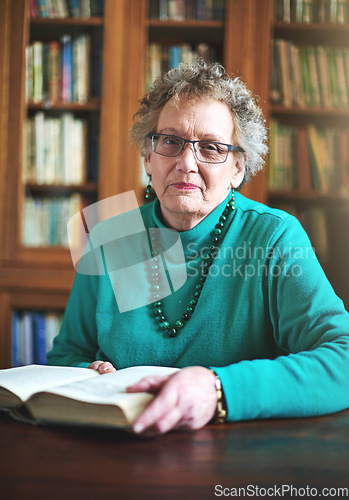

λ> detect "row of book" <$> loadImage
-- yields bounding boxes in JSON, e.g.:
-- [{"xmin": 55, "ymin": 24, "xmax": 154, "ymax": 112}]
[
  {"xmin": 275, "ymin": 0, "xmax": 349, "ymax": 23},
  {"xmin": 147, "ymin": 42, "xmax": 216, "ymax": 87},
  {"xmin": 268, "ymin": 120, "xmax": 349, "ymax": 193},
  {"xmin": 12, "ymin": 310, "xmax": 63, "ymax": 367},
  {"xmin": 23, "ymin": 112, "xmax": 87, "ymax": 186},
  {"xmin": 22, "ymin": 193, "xmax": 84, "ymax": 248},
  {"xmin": 148, "ymin": 0, "xmax": 225, "ymax": 21},
  {"xmin": 271, "ymin": 41, "xmax": 349, "ymax": 108},
  {"xmin": 29, "ymin": 0, "xmax": 104, "ymax": 18},
  {"xmin": 26, "ymin": 35, "xmax": 91, "ymax": 104}
]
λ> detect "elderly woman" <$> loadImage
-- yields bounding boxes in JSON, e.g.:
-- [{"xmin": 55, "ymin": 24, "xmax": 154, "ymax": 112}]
[{"xmin": 47, "ymin": 60, "xmax": 349, "ymax": 435}]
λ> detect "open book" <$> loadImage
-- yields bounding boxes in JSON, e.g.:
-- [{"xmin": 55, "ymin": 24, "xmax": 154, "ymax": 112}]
[{"xmin": 0, "ymin": 364, "xmax": 179, "ymax": 429}]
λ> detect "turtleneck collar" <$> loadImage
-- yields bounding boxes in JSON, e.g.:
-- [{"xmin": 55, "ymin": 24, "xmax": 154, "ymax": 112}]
[{"xmin": 151, "ymin": 190, "xmax": 235, "ymax": 248}]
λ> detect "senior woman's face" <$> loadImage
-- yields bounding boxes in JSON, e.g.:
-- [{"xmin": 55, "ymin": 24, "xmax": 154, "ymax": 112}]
[{"xmin": 144, "ymin": 97, "xmax": 245, "ymax": 230}]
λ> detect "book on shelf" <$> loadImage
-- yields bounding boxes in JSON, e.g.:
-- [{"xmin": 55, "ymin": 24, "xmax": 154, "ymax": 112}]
[
  {"xmin": 307, "ymin": 125, "xmax": 339, "ymax": 193},
  {"xmin": 338, "ymin": 129, "xmax": 349, "ymax": 191},
  {"xmin": 268, "ymin": 119, "xmax": 297, "ymax": 190},
  {"xmin": 271, "ymin": 41, "xmax": 349, "ymax": 109},
  {"xmin": 23, "ymin": 112, "xmax": 87, "ymax": 186},
  {"xmin": 0, "ymin": 364, "xmax": 178, "ymax": 429},
  {"xmin": 22, "ymin": 192, "xmax": 84, "ymax": 248},
  {"xmin": 268, "ymin": 120, "xmax": 342, "ymax": 193},
  {"xmin": 296, "ymin": 127, "xmax": 313, "ymax": 192},
  {"xmin": 29, "ymin": 0, "xmax": 105, "ymax": 19},
  {"xmin": 315, "ymin": 46, "xmax": 332, "ymax": 108},
  {"xmin": 12, "ymin": 311, "xmax": 63, "ymax": 367},
  {"xmin": 26, "ymin": 34, "xmax": 91, "ymax": 105},
  {"xmin": 32, "ymin": 41, "xmax": 43, "ymax": 103},
  {"xmin": 274, "ymin": 0, "xmax": 348, "ymax": 23},
  {"xmin": 61, "ymin": 34, "xmax": 72, "ymax": 102},
  {"xmin": 148, "ymin": 0, "xmax": 224, "ymax": 21},
  {"xmin": 146, "ymin": 42, "xmax": 216, "ymax": 87}
]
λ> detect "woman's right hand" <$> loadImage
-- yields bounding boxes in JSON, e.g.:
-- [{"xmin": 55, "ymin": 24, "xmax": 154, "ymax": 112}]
[{"xmin": 88, "ymin": 360, "xmax": 116, "ymax": 374}]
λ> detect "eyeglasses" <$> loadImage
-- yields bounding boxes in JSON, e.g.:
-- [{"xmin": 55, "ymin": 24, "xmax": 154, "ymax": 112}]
[{"xmin": 148, "ymin": 133, "xmax": 245, "ymax": 164}]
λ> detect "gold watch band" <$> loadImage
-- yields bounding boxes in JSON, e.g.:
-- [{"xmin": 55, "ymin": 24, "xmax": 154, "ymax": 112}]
[{"xmin": 210, "ymin": 369, "xmax": 227, "ymax": 424}]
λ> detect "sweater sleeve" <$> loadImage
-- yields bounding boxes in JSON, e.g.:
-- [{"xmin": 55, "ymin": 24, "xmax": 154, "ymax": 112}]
[
  {"xmin": 46, "ymin": 272, "xmax": 101, "ymax": 368},
  {"xmin": 212, "ymin": 216, "xmax": 349, "ymax": 421}
]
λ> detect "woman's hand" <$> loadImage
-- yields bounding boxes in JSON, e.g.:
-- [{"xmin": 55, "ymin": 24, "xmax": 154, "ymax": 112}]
[
  {"xmin": 88, "ymin": 360, "xmax": 116, "ymax": 374},
  {"xmin": 126, "ymin": 366, "xmax": 218, "ymax": 436}
]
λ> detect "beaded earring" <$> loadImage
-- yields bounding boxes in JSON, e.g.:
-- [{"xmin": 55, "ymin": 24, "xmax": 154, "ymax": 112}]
[{"xmin": 145, "ymin": 177, "xmax": 152, "ymax": 201}]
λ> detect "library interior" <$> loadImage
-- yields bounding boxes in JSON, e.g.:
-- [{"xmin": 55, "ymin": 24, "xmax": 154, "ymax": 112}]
[{"xmin": 1, "ymin": 0, "xmax": 349, "ymax": 497}]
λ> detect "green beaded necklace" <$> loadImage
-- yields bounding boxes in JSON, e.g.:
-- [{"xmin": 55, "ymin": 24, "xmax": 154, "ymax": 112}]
[{"xmin": 151, "ymin": 190, "xmax": 235, "ymax": 338}]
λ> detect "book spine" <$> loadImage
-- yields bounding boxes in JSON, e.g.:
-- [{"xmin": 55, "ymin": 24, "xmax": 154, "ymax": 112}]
[
  {"xmin": 327, "ymin": 48, "xmax": 340, "ymax": 107},
  {"xmin": 334, "ymin": 49, "xmax": 349, "ymax": 108},
  {"xmin": 34, "ymin": 112, "xmax": 45, "ymax": 184},
  {"xmin": 22, "ymin": 193, "xmax": 84, "ymax": 247},
  {"xmin": 343, "ymin": 48, "xmax": 349, "ymax": 107},
  {"xmin": 48, "ymin": 41, "xmax": 60, "ymax": 103},
  {"xmin": 159, "ymin": 0, "xmax": 168, "ymax": 19},
  {"xmin": 56, "ymin": 0, "xmax": 70, "ymax": 17},
  {"xmin": 80, "ymin": 0, "xmax": 91, "ymax": 17},
  {"xmin": 293, "ymin": 0, "xmax": 304, "ymax": 22},
  {"xmin": 29, "ymin": 0, "xmax": 40, "ymax": 18},
  {"xmin": 213, "ymin": 0, "xmax": 224, "ymax": 20},
  {"xmin": 328, "ymin": 0, "xmax": 338, "ymax": 22},
  {"xmin": 307, "ymin": 46, "xmax": 321, "ymax": 107},
  {"xmin": 42, "ymin": 42, "xmax": 50, "ymax": 102},
  {"xmin": 307, "ymin": 125, "xmax": 327, "ymax": 192},
  {"xmin": 74, "ymin": 34, "xmax": 90, "ymax": 103},
  {"xmin": 168, "ymin": 45, "xmax": 181, "ymax": 70},
  {"xmin": 37, "ymin": 0, "xmax": 49, "ymax": 17},
  {"xmin": 337, "ymin": 0, "xmax": 348, "ymax": 23},
  {"xmin": 278, "ymin": 40, "xmax": 293, "ymax": 107},
  {"xmin": 68, "ymin": 0, "xmax": 80, "ymax": 17},
  {"xmin": 11, "ymin": 311, "xmax": 64, "ymax": 366},
  {"xmin": 299, "ymin": 46, "xmax": 312, "ymax": 107},
  {"xmin": 185, "ymin": 0, "xmax": 196, "ymax": 20},
  {"xmin": 25, "ymin": 45, "xmax": 34, "ymax": 102},
  {"xmin": 338, "ymin": 129, "xmax": 349, "ymax": 191},
  {"xmin": 60, "ymin": 35, "xmax": 72, "ymax": 103},
  {"xmin": 302, "ymin": 0, "xmax": 315, "ymax": 22},
  {"xmin": 33, "ymin": 312, "xmax": 48, "ymax": 365},
  {"xmin": 296, "ymin": 127, "xmax": 313, "ymax": 191},
  {"xmin": 315, "ymin": 46, "xmax": 331, "ymax": 108},
  {"xmin": 32, "ymin": 41, "xmax": 43, "ymax": 103},
  {"xmin": 290, "ymin": 44, "xmax": 305, "ymax": 107},
  {"xmin": 23, "ymin": 312, "xmax": 34, "ymax": 366},
  {"xmin": 148, "ymin": 0, "xmax": 160, "ymax": 19},
  {"xmin": 11, "ymin": 311, "xmax": 20, "ymax": 367},
  {"xmin": 61, "ymin": 112, "xmax": 73, "ymax": 183},
  {"xmin": 316, "ymin": 0, "xmax": 326, "ymax": 22}
]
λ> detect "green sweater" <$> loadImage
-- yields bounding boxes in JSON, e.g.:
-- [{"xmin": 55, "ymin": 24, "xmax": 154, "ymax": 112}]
[{"xmin": 47, "ymin": 192, "xmax": 349, "ymax": 421}]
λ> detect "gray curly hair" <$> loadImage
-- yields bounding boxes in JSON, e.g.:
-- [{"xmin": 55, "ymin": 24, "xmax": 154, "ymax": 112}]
[{"xmin": 130, "ymin": 59, "xmax": 268, "ymax": 183}]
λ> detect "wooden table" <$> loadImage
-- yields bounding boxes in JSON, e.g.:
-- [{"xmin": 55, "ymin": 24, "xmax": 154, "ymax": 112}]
[{"xmin": 1, "ymin": 410, "xmax": 349, "ymax": 500}]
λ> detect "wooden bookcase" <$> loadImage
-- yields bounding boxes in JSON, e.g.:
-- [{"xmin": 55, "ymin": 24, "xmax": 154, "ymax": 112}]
[
  {"xmin": 268, "ymin": 6, "xmax": 349, "ymax": 308},
  {"xmin": 0, "ymin": 0, "xmax": 273, "ymax": 368}
]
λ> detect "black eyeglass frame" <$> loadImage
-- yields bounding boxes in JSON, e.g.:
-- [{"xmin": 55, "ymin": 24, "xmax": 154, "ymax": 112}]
[{"xmin": 148, "ymin": 132, "xmax": 245, "ymax": 164}]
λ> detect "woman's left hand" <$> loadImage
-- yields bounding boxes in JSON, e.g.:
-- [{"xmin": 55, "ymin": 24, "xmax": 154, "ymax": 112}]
[{"xmin": 126, "ymin": 366, "xmax": 218, "ymax": 435}]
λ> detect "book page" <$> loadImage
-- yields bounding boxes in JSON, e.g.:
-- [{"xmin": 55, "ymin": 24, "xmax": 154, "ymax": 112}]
[
  {"xmin": 0, "ymin": 365, "xmax": 98, "ymax": 403},
  {"xmin": 38, "ymin": 365, "xmax": 179, "ymax": 405}
]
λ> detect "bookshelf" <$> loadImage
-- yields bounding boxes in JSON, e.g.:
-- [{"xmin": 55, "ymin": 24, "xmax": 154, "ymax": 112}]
[
  {"xmin": 269, "ymin": 0, "xmax": 349, "ymax": 307},
  {"xmin": 0, "ymin": 0, "xmax": 273, "ymax": 368}
]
